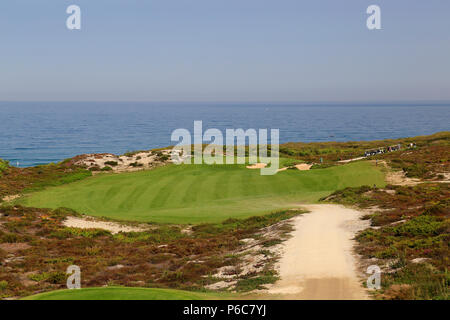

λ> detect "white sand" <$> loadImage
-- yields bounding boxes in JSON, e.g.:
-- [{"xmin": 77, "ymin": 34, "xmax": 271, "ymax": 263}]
[
  {"xmin": 248, "ymin": 163, "xmax": 312, "ymax": 171},
  {"xmin": 294, "ymin": 163, "xmax": 312, "ymax": 171},
  {"xmin": 63, "ymin": 216, "xmax": 147, "ymax": 234},
  {"xmin": 246, "ymin": 163, "xmax": 267, "ymax": 169},
  {"xmin": 267, "ymin": 204, "xmax": 370, "ymax": 299},
  {"xmin": 2, "ymin": 194, "xmax": 20, "ymax": 202}
]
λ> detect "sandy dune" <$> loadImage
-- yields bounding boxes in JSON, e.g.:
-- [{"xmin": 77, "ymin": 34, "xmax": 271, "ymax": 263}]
[
  {"xmin": 267, "ymin": 204, "xmax": 370, "ymax": 299},
  {"xmin": 73, "ymin": 149, "xmax": 174, "ymax": 173}
]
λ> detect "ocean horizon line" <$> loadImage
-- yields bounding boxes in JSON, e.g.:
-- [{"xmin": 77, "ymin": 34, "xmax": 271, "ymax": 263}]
[{"xmin": 1, "ymin": 100, "xmax": 450, "ymax": 106}]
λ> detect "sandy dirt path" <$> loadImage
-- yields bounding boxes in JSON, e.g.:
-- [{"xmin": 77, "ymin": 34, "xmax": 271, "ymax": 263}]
[{"xmin": 267, "ymin": 204, "xmax": 370, "ymax": 299}]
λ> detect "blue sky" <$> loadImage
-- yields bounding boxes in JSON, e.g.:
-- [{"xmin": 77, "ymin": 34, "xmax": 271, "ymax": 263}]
[{"xmin": 0, "ymin": 0, "xmax": 449, "ymax": 102}]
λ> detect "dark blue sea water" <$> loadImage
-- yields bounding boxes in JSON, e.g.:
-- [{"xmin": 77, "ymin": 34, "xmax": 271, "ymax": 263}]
[{"xmin": 0, "ymin": 102, "xmax": 449, "ymax": 167}]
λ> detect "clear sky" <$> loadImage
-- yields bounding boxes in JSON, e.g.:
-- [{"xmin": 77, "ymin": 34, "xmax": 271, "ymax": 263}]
[{"xmin": 1, "ymin": 0, "xmax": 449, "ymax": 102}]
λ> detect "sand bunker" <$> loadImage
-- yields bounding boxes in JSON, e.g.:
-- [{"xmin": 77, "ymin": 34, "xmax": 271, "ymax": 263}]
[
  {"xmin": 295, "ymin": 164, "xmax": 312, "ymax": 171},
  {"xmin": 63, "ymin": 216, "xmax": 147, "ymax": 234},
  {"xmin": 247, "ymin": 163, "xmax": 312, "ymax": 171},
  {"xmin": 246, "ymin": 163, "xmax": 267, "ymax": 169},
  {"xmin": 2, "ymin": 194, "xmax": 20, "ymax": 202}
]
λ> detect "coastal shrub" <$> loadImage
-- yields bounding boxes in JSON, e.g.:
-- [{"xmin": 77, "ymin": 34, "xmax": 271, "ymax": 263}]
[
  {"xmin": 51, "ymin": 207, "xmax": 80, "ymax": 218},
  {"xmin": 49, "ymin": 227, "xmax": 111, "ymax": 239},
  {"xmin": 388, "ymin": 216, "xmax": 443, "ymax": 237},
  {"xmin": 0, "ymin": 281, "xmax": 8, "ymax": 291},
  {"xmin": 159, "ymin": 155, "xmax": 169, "ymax": 161},
  {"xmin": 0, "ymin": 232, "xmax": 22, "ymax": 243},
  {"xmin": 104, "ymin": 161, "xmax": 118, "ymax": 166},
  {"xmin": 44, "ymin": 257, "xmax": 75, "ymax": 265},
  {"xmin": 235, "ymin": 271, "xmax": 279, "ymax": 292},
  {"xmin": 281, "ymin": 159, "xmax": 301, "ymax": 167},
  {"xmin": 113, "ymin": 227, "xmax": 183, "ymax": 244},
  {"xmin": 423, "ymin": 199, "xmax": 450, "ymax": 216},
  {"xmin": 0, "ymin": 158, "xmax": 9, "ymax": 174},
  {"xmin": 403, "ymin": 163, "xmax": 428, "ymax": 178},
  {"xmin": 320, "ymin": 185, "xmax": 375, "ymax": 206},
  {"xmin": 193, "ymin": 209, "xmax": 305, "ymax": 237},
  {"xmin": 47, "ymin": 271, "xmax": 68, "ymax": 284},
  {"xmin": 129, "ymin": 162, "xmax": 143, "ymax": 167},
  {"xmin": 101, "ymin": 166, "xmax": 113, "ymax": 171},
  {"xmin": 123, "ymin": 150, "xmax": 145, "ymax": 157},
  {"xmin": 18, "ymin": 168, "xmax": 93, "ymax": 193},
  {"xmin": 29, "ymin": 271, "xmax": 67, "ymax": 284},
  {"xmin": 382, "ymin": 263, "xmax": 449, "ymax": 300}
]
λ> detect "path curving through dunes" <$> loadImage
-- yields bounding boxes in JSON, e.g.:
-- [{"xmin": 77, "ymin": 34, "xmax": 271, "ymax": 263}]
[{"xmin": 267, "ymin": 204, "xmax": 370, "ymax": 299}]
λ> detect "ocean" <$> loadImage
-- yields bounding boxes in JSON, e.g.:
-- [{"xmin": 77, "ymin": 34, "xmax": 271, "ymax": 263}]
[{"xmin": 0, "ymin": 102, "xmax": 449, "ymax": 167}]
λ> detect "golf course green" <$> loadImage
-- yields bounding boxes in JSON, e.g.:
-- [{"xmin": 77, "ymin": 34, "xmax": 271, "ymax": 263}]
[
  {"xmin": 23, "ymin": 287, "xmax": 227, "ymax": 300},
  {"xmin": 20, "ymin": 161, "xmax": 384, "ymax": 223}
]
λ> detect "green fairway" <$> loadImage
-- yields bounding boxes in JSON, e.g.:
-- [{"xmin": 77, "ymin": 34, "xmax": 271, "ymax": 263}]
[
  {"xmin": 23, "ymin": 287, "xmax": 227, "ymax": 300},
  {"xmin": 20, "ymin": 161, "xmax": 384, "ymax": 224}
]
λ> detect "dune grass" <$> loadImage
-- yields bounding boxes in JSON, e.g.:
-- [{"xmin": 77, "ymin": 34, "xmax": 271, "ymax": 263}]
[
  {"xmin": 19, "ymin": 161, "xmax": 384, "ymax": 224},
  {"xmin": 23, "ymin": 287, "xmax": 228, "ymax": 300}
]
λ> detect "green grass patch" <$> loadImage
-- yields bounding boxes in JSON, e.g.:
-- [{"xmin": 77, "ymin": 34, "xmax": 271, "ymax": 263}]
[
  {"xmin": 18, "ymin": 161, "xmax": 384, "ymax": 224},
  {"xmin": 23, "ymin": 286, "xmax": 232, "ymax": 300}
]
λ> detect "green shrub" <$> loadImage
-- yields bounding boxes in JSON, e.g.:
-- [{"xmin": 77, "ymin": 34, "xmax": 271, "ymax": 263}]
[
  {"xmin": 104, "ymin": 161, "xmax": 118, "ymax": 166},
  {"xmin": 0, "ymin": 232, "xmax": 22, "ymax": 243},
  {"xmin": 0, "ymin": 158, "xmax": 9, "ymax": 174},
  {"xmin": 129, "ymin": 162, "xmax": 143, "ymax": 167},
  {"xmin": 0, "ymin": 280, "xmax": 8, "ymax": 291},
  {"xmin": 51, "ymin": 207, "xmax": 80, "ymax": 218},
  {"xmin": 123, "ymin": 150, "xmax": 145, "ymax": 157},
  {"xmin": 389, "ymin": 216, "xmax": 443, "ymax": 237},
  {"xmin": 50, "ymin": 227, "xmax": 111, "ymax": 239},
  {"xmin": 423, "ymin": 199, "xmax": 450, "ymax": 216},
  {"xmin": 403, "ymin": 164, "xmax": 428, "ymax": 178},
  {"xmin": 113, "ymin": 227, "xmax": 182, "ymax": 244},
  {"xmin": 29, "ymin": 271, "xmax": 67, "ymax": 284},
  {"xmin": 235, "ymin": 271, "xmax": 279, "ymax": 292},
  {"xmin": 47, "ymin": 271, "xmax": 67, "ymax": 284}
]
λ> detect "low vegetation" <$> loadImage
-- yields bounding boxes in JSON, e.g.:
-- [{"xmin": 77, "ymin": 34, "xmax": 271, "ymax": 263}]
[
  {"xmin": 0, "ymin": 205, "xmax": 302, "ymax": 299},
  {"xmin": 280, "ymin": 131, "xmax": 449, "ymax": 165},
  {"xmin": 324, "ymin": 148, "xmax": 449, "ymax": 300},
  {"xmin": 0, "ymin": 159, "xmax": 9, "ymax": 175},
  {"xmin": 0, "ymin": 161, "xmax": 91, "ymax": 201},
  {"xmin": 1, "ymin": 132, "xmax": 448, "ymax": 300}
]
